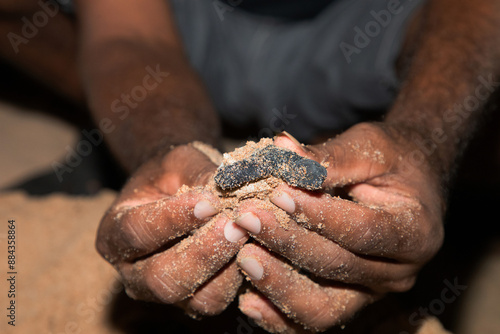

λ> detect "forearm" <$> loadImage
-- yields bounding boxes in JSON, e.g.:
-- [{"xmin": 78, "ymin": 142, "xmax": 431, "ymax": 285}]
[
  {"xmin": 75, "ymin": 0, "xmax": 220, "ymax": 172},
  {"xmin": 0, "ymin": 1, "xmax": 82, "ymax": 102},
  {"xmin": 386, "ymin": 0, "xmax": 500, "ymax": 182}
]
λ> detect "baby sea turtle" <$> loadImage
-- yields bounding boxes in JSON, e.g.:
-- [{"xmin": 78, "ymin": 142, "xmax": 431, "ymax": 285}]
[{"xmin": 214, "ymin": 145, "xmax": 327, "ymax": 191}]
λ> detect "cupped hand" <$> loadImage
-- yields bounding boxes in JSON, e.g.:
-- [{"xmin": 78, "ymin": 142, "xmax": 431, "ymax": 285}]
[
  {"xmin": 233, "ymin": 123, "xmax": 445, "ymax": 332},
  {"xmin": 96, "ymin": 143, "xmax": 249, "ymax": 316}
]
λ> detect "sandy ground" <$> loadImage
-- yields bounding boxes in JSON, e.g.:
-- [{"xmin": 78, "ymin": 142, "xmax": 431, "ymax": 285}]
[
  {"xmin": 0, "ymin": 190, "xmax": 121, "ymax": 334},
  {"xmin": 0, "ymin": 102, "xmax": 77, "ymax": 189},
  {"xmin": 1, "ymin": 100, "xmax": 499, "ymax": 333}
]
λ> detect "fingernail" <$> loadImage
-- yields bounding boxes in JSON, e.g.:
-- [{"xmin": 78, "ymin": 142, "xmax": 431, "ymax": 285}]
[
  {"xmin": 239, "ymin": 257, "xmax": 264, "ymax": 280},
  {"xmin": 275, "ymin": 131, "xmax": 306, "ymax": 154},
  {"xmin": 235, "ymin": 212, "xmax": 261, "ymax": 234},
  {"xmin": 243, "ymin": 308, "xmax": 263, "ymax": 321},
  {"xmin": 194, "ymin": 200, "xmax": 218, "ymax": 219},
  {"xmin": 279, "ymin": 131, "xmax": 303, "ymax": 148},
  {"xmin": 224, "ymin": 221, "xmax": 247, "ymax": 243},
  {"xmin": 270, "ymin": 192, "xmax": 295, "ymax": 213}
]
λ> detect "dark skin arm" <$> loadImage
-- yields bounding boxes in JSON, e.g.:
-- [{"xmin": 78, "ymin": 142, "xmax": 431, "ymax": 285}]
[
  {"xmin": 234, "ymin": 0, "xmax": 500, "ymax": 331},
  {"xmin": 75, "ymin": 0, "xmax": 220, "ymax": 170},
  {"xmin": 75, "ymin": 0, "xmax": 248, "ymax": 316},
  {"xmin": 0, "ymin": 0, "xmax": 244, "ymax": 317},
  {"xmin": 388, "ymin": 0, "xmax": 500, "ymax": 182}
]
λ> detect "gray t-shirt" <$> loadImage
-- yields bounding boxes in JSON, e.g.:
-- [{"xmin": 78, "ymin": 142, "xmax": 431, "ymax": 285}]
[{"xmin": 54, "ymin": 0, "xmax": 423, "ymax": 142}]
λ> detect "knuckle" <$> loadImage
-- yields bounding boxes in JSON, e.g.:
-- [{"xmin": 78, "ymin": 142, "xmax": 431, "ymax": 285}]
[
  {"xmin": 320, "ymin": 251, "xmax": 353, "ymax": 280},
  {"xmin": 144, "ymin": 266, "xmax": 192, "ymax": 304},
  {"xmin": 188, "ymin": 292, "xmax": 229, "ymax": 316},
  {"xmin": 118, "ymin": 264, "xmax": 159, "ymax": 303},
  {"xmin": 324, "ymin": 142, "xmax": 347, "ymax": 167},
  {"xmin": 352, "ymin": 226, "xmax": 377, "ymax": 250},
  {"xmin": 308, "ymin": 137, "xmax": 345, "ymax": 166},
  {"xmin": 165, "ymin": 144, "xmax": 217, "ymax": 187},
  {"xmin": 400, "ymin": 208, "xmax": 444, "ymax": 263},
  {"xmin": 306, "ymin": 307, "xmax": 342, "ymax": 332},
  {"xmin": 188, "ymin": 264, "xmax": 241, "ymax": 316},
  {"xmin": 120, "ymin": 211, "xmax": 158, "ymax": 251},
  {"xmin": 348, "ymin": 215, "xmax": 385, "ymax": 253}
]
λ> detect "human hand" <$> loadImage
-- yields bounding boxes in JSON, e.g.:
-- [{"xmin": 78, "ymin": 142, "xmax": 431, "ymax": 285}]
[
  {"xmin": 96, "ymin": 143, "xmax": 249, "ymax": 316},
  {"xmin": 233, "ymin": 123, "xmax": 445, "ymax": 332}
]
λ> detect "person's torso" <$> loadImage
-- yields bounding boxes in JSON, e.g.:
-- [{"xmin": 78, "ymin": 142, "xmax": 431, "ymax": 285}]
[{"xmin": 221, "ymin": 0, "xmax": 336, "ymax": 20}]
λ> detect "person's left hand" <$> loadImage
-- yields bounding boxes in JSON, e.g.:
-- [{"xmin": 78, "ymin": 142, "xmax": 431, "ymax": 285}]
[
  {"xmin": 232, "ymin": 123, "xmax": 445, "ymax": 332},
  {"xmin": 95, "ymin": 144, "xmax": 249, "ymax": 317}
]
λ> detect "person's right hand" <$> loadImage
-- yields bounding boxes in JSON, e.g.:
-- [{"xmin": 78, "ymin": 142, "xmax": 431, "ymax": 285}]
[{"xmin": 95, "ymin": 143, "xmax": 249, "ymax": 316}]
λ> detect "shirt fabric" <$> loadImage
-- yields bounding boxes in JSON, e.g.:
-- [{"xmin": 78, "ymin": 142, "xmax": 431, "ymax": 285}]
[{"xmin": 53, "ymin": 0, "xmax": 424, "ymax": 142}]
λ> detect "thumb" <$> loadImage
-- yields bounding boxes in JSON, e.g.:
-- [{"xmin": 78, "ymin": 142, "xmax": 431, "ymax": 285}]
[
  {"xmin": 273, "ymin": 131, "xmax": 308, "ymax": 156},
  {"xmin": 274, "ymin": 125, "xmax": 391, "ymax": 188}
]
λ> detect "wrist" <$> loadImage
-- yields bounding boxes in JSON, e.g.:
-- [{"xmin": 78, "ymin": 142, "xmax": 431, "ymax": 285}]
[
  {"xmin": 81, "ymin": 43, "xmax": 220, "ymax": 172},
  {"xmin": 383, "ymin": 121, "xmax": 454, "ymax": 181},
  {"xmin": 384, "ymin": 73, "xmax": 499, "ymax": 186}
]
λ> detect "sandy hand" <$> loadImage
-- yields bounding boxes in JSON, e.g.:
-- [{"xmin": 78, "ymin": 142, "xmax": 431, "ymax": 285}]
[
  {"xmin": 96, "ymin": 143, "xmax": 249, "ymax": 316},
  {"xmin": 234, "ymin": 124, "xmax": 445, "ymax": 332}
]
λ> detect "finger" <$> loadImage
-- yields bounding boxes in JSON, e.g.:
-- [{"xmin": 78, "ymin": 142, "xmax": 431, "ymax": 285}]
[
  {"xmin": 239, "ymin": 290, "xmax": 311, "ymax": 334},
  {"xmin": 235, "ymin": 200, "xmax": 418, "ymax": 292},
  {"xmin": 96, "ymin": 188, "xmax": 220, "ymax": 263},
  {"xmin": 185, "ymin": 259, "xmax": 243, "ymax": 316},
  {"xmin": 118, "ymin": 214, "xmax": 249, "ymax": 303},
  {"xmin": 275, "ymin": 124, "xmax": 392, "ymax": 188},
  {"xmin": 117, "ymin": 143, "xmax": 220, "ymax": 203},
  {"xmin": 267, "ymin": 185, "xmax": 440, "ymax": 263},
  {"xmin": 237, "ymin": 244, "xmax": 375, "ymax": 332},
  {"xmin": 160, "ymin": 143, "xmax": 220, "ymax": 189},
  {"xmin": 273, "ymin": 132, "xmax": 307, "ymax": 156}
]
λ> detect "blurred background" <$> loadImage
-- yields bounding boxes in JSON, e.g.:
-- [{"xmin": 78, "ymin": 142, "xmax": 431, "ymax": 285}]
[{"xmin": 1, "ymin": 53, "xmax": 500, "ymax": 334}]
